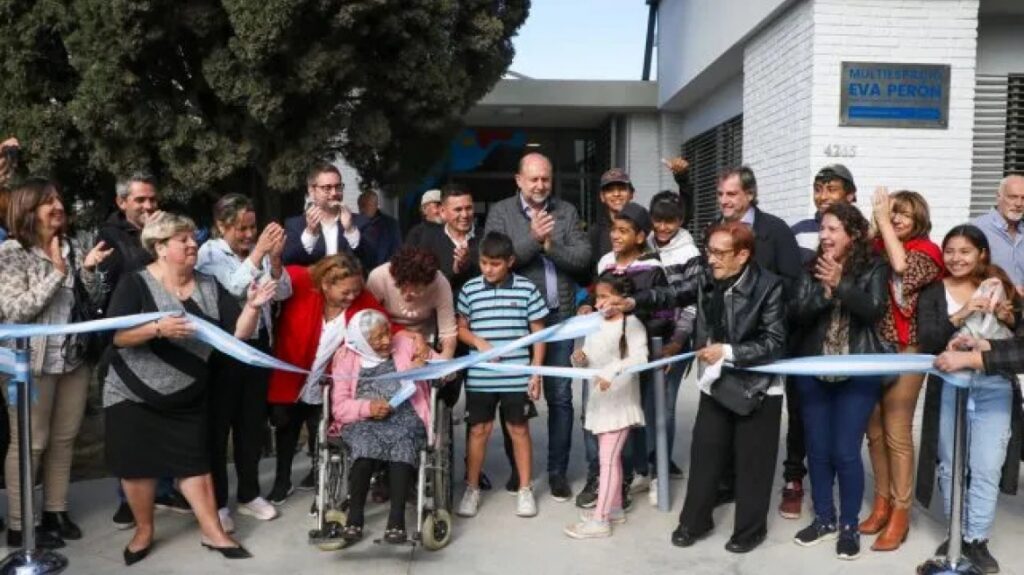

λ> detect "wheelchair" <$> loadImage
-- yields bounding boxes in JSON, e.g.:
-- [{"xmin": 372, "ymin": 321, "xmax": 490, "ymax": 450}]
[{"xmin": 307, "ymin": 377, "xmax": 454, "ymax": 551}]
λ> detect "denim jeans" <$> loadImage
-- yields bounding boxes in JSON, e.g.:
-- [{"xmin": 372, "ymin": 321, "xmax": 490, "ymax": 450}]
[
  {"xmin": 645, "ymin": 361, "xmax": 687, "ymax": 469},
  {"xmin": 795, "ymin": 375, "xmax": 882, "ymax": 528},
  {"xmin": 622, "ymin": 372, "xmax": 653, "ymax": 478},
  {"xmin": 938, "ymin": 374, "xmax": 1012, "ymax": 542},
  {"xmin": 543, "ymin": 311, "xmax": 575, "ymax": 478}
]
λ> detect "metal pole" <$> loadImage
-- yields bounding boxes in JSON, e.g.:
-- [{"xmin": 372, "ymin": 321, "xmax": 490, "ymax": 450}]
[
  {"xmin": 650, "ymin": 337, "xmax": 670, "ymax": 512},
  {"xmin": 948, "ymin": 386, "xmax": 969, "ymax": 564},
  {"xmin": 915, "ymin": 382, "xmax": 981, "ymax": 575},
  {"xmin": 0, "ymin": 338, "xmax": 67, "ymax": 574},
  {"xmin": 641, "ymin": 0, "xmax": 659, "ymax": 81}
]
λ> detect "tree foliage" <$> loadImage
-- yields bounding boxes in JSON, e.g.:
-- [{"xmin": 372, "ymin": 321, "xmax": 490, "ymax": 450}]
[{"xmin": 0, "ymin": 0, "xmax": 528, "ymax": 220}]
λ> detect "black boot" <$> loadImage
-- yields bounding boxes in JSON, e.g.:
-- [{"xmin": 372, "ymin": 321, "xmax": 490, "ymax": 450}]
[
  {"xmin": 7, "ymin": 527, "xmax": 65, "ymax": 549},
  {"xmin": 41, "ymin": 511, "xmax": 82, "ymax": 540}
]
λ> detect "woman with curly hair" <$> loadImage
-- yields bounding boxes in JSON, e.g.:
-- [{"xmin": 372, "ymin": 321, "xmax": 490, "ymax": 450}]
[
  {"xmin": 366, "ymin": 245, "xmax": 457, "ymax": 361},
  {"xmin": 789, "ymin": 203, "xmax": 890, "ymax": 561}
]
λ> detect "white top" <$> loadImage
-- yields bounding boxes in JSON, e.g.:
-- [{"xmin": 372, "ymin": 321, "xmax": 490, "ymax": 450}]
[
  {"xmin": 577, "ymin": 315, "xmax": 649, "ymax": 434},
  {"xmin": 300, "ymin": 214, "xmax": 361, "ymax": 256},
  {"xmin": 298, "ymin": 312, "xmax": 348, "ymax": 405}
]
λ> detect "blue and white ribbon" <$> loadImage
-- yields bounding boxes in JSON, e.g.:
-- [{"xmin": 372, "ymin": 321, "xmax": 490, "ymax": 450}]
[{"xmin": 0, "ymin": 310, "xmax": 980, "ymax": 412}]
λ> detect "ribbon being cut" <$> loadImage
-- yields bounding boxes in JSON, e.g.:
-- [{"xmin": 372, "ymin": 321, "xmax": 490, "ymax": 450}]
[{"xmin": 0, "ymin": 311, "xmax": 972, "ymax": 408}]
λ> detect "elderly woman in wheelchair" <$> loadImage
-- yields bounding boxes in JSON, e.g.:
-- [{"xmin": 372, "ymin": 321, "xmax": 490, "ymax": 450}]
[{"xmin": 326, "ymin": 309, "xmax": 435, "ymax": 545}]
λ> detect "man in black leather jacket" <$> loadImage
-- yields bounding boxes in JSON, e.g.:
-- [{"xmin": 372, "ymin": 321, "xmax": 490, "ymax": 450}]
[{"xmin": 606, "ymin": 221, "xmax": 786, "ymax": 553}]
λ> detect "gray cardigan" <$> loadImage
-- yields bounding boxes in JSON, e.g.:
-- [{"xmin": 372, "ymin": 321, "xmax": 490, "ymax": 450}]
[{"xmin": 483, "ymin": 195, "xmax": 591, "ymax": 316}]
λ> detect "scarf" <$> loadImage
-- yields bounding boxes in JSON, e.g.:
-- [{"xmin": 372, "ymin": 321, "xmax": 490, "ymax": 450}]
[
  {"xmin": 344, "ymin": 309, "xmax": 388, "ymax": 369},
  {"xmin": 706, "ymin": 265, "xmax": 746, "ymax": 342},
  {"xmin": 874, "ymin": 236, "xmax": 944, "ymax": 346}
]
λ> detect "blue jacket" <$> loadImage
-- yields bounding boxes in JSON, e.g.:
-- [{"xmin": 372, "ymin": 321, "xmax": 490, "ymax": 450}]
[{"xmin": 357, "ymin": 212, "xmax": 402, "ymax": 271}]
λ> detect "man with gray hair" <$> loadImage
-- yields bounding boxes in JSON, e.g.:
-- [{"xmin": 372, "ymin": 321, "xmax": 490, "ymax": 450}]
[
  {"xmin": 94, "ymin": 172, "xmax": 192, "ymax": 527},
  {"xmin": 96, "ymin": 171, "xmax": 161, "ymax": 307},
  {"xmin": 972, "ymin": 174, "xmax": 1024, "ymax": 296}
]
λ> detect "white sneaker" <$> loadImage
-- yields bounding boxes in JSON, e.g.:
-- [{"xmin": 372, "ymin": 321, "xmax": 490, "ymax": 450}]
[
  {"xmin": 238, "ymin": 497, "xmax": 279, "ymax": 521},
  {"xmin": 516, "ymin": 487, "xmax": 537, "ymax": 518},
  {"xmin": 648, "ymin": 481, "xmax": 659, "ymax": 507},
  {"xmin": 218, "ymin": 507, "xmax": 235, "ymax": 534},
  {"xmin": 457, "ymin": 486, "xmax": 481, "ymax": 517},
  {"xmin": 629, "ymin": 474, "xmax": 651, "ymax": 494},
  {"xmin": 579, "ymin": 508, "xmax": 626, "ymax": 525},
  {"xmin": 564, "ymin": 518, "xmax": 611, "ymax": 539}
]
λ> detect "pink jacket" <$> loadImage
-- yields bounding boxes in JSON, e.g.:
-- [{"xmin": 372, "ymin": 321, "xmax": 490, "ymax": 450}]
[{"xmin": 328, "ymin": 333, "xmax": 435, "ymax": 436}]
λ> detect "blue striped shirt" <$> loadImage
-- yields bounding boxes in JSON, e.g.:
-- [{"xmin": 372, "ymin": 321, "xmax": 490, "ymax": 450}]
[{"xmin": 457, "ymin": 274, "xmax": 548, "ymax": 392}]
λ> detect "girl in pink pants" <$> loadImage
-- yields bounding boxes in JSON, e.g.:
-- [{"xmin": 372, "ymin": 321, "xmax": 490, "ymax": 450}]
[{"xmin": 565, "ymin": 275, "xmax": 649, "ymax": 539}]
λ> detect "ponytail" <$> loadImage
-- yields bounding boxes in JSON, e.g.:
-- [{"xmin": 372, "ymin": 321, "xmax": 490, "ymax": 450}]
[{"xmin": 618, "ymin": 316, "xmax": 628, "ymax": 359}]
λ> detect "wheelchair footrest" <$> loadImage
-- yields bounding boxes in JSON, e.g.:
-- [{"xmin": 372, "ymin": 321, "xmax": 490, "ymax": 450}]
[{"xmin": 308, "ymin": 522, "xmax": 345, "ymax": 545}]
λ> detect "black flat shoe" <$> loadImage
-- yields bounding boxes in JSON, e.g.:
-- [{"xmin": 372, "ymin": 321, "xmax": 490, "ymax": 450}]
[
  {"xmin": 202, "ymin": 542, "xmax": 252, "ymax": 559},
  {"xmin": 123, "ymin": 543, "xmax": 152, "ymax": 566},
  {"xmin": 725, "ymin": 532, "xmax": 767, "ymax": 554},
  {"xmin": 6, "ymin": 527, "xmax": 65, "ymax": 549},
  {"xmin": 671, "ymin": 525, "xmax": 710, "ymax": 548},
  {"xmin": 41, "ymin": 511, "xmax": 83, "ymax": 540}
]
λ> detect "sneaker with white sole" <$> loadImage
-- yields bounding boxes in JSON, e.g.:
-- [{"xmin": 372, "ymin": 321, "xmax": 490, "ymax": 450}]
[
  {"xmin": 218, "ymin": 507, "xmax": 235, "ymax": 534},
  {"xmin": 564, "ymin": 518, "xmax": 611, "ymax": 539},
  {"xmin": 457, "ymin": 486, "xmax": 481, "ymax": 517},
  {"xmin": 628, "ymin": 474, "xmax": 651, "ymax": 494},
  {"xmin": 238, "ymin": 497, "xmax": 279, "ymax": 521},
  {"xmin": 516, "ymin": 487, "xmax": 537, "ymax": 518},
  {"xmin": 579, "ymin": 508, "xmax": 626, "ymax": 525},
  {"xmin": 648, "ymin": 483, "xmax": 659, "ymax": 507}
]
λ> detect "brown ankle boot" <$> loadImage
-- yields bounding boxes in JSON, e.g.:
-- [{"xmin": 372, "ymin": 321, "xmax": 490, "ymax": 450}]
[
  {"xmin": 872, "ymin": 507, "xmax": 910, "ymax": 551},
  {"xmin": 858, "ymin": 496, "xmax": 891, "ymax": 535}
]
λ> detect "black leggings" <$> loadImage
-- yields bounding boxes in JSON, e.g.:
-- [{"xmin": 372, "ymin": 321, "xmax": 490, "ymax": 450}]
[
  {"xmin": 347, "ymin": 458, "xmax": 415, "ymax": 530},
  {"xmin": 270, "ymin": 402, "xmax": 320, "ymax": 489}
]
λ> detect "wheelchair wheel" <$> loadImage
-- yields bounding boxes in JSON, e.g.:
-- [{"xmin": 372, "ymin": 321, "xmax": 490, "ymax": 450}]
[
  {"xmin": 421, "ymin": 509, "xmax": 452, "ymax": 551},
  {"xmin": 315, "ymin": 509, "xmax": 349, "ymax": 551}
]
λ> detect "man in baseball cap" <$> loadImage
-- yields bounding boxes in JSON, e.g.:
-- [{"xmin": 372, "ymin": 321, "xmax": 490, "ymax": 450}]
[{"xmin": 420, "ymin": 188, "xmax": 444, "ymax": 225}]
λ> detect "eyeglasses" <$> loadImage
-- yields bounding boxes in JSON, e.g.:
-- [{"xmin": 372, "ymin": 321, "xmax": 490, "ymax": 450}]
[
  {"xmin": 707, "ymin": 248, "xmax": 735, "ymax": 260},
  {"xmin": 314, "ymin": 184, "xmax": 343, "ymax": 193}
]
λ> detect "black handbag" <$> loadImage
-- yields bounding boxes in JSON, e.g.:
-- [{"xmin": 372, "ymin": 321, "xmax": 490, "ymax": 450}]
[
  {"xmin": 66, "ymin": 240, "xmax": 109, "ymax": 363},
  {"xmin": 709, "ymin": 369, "xmax": 766, "ymax": 416}
]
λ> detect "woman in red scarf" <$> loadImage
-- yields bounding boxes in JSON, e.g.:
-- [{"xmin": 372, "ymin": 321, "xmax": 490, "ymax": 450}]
[{"xmin": 861, "ymin": 188, "xmax": 943, "ymax": 551}]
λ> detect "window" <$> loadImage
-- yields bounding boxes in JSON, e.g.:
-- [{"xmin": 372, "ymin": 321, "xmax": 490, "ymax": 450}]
[
  {"xmin": 681, "ymin": 115, "xmax": 743, "ymax": 244},
  {"xmin": 1006, "ymin": 74, "xmax": 1024, "ymax": 175}
]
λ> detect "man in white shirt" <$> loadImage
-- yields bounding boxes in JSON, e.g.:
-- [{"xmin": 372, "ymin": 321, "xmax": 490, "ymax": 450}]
[{"xmin": 282, "ymin": 161, "xmax": 365, "ymax": 265}]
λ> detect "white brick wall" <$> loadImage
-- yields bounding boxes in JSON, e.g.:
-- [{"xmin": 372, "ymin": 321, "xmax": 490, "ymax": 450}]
[
  {"xmin": 736, "ymin": 0, "xmax": 979, "ymax": 239},
  {"xmin": 620, "ymin": 112, "xmax": 691, "ymax": 210},
  {"xmin": 742, "ymin": 0, "xmax": 816, "ymax": 223},
  {"xmin": 808, "ymin": 0, "xmax": 979, "ymax": 239}
]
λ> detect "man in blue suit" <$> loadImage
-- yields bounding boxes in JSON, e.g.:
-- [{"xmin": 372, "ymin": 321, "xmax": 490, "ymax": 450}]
[{"xmin": 282, "ymin": 161, "xmax": 366, "ymax": 266}]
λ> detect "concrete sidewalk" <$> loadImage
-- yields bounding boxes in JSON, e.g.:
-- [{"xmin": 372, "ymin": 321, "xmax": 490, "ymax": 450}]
[{"xmin": 9, "ymin": 383, "xmax": 1024, "ymax": 575}]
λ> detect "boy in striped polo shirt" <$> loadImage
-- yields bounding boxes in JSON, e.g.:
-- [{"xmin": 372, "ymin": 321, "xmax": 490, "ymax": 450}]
[{"xmin": 456, "ymin": 232, "xmax": 548, "ymax": 519}]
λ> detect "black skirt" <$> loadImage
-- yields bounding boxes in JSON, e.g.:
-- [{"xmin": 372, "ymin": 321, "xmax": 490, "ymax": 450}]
[{"xmin": 105, "ymin": 397, "xmax": 210, "ymax": 479}]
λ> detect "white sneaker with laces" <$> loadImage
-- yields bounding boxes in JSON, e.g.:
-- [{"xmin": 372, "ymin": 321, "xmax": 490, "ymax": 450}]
[
  {"xmin": 218, "ymin": 507, "xmax": 235, "ymax": 534},
  {"xmin": 457, "ymin": 486, "xmax": 481, "ymax": 517},
  {"xmin": 579, "ymin": 508, "xmax": 626, "ymax": 525},
  {"xmin": 629, "ymin": 474, "xmax": 651, "ymax": 494},
  {"xmin": 516, "ymin": 487, "xmax": 538, "ymax": 517},
  {"xmin": 564, "ymin": 518, "xmax": 611, "ymax": 539},
  {"xmin": 238, "ymin": 496, "xmax": 279, "ymax": 521}
]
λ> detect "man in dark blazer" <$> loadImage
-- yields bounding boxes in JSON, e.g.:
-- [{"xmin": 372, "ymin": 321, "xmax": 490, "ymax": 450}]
[{"xmin": 282, "ymin": 161, "xmax": 367, "ymax": 266}]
